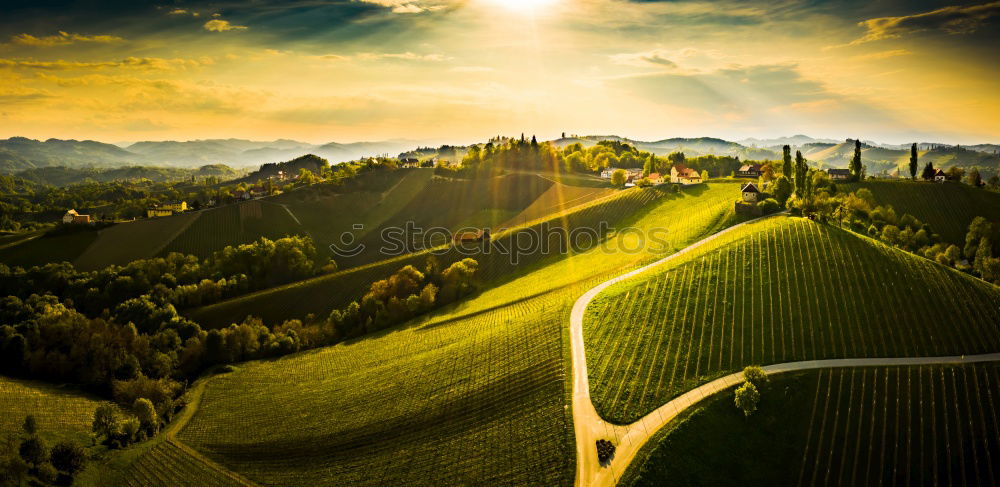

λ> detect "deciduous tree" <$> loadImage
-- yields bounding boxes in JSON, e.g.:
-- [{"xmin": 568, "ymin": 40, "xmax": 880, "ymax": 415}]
[{"xmin": 734, "ymin": 381, "xmax": 759, "ymax": 417}]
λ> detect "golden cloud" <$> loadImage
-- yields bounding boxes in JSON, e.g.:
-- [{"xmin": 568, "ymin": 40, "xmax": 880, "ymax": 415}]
[
  {"xmin": 0, "ymin": 57, "xmax": 211, "ymax": 71},
  {"xmin": 11, "ymin": 31, "xmax": 124, "ymax": 47},
  {"xmin": 203, "ymin": 19, "xmax": 248, "ymax": 32},
  {"xmin": 851, "ymin": 1, "xmax": 1000, "ymax": 45}
]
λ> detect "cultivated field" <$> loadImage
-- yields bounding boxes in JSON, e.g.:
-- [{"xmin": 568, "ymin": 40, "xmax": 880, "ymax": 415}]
[
  {"xmin": 185, "ymin": 182, "xmax": 740, "ymax": 328},
  {"xmin": 73, "ymin": 212, "xmax": 200, "ymax": 270},
  {"xmin": 0, "ymin": 376, "xmax": 113, "ymax": 444},
  {"xmin": 112, "ymin": 442, "xmax": 240, "ymax": 487},
  {"xmin": 628, "ymin": 364, "xmax": 1000, "ymax": 487},
  {"xmin": 502, "ymin": 181, "xmax": 616, "ymax": 228},
  {"xmin": 0, "ymin": 228, "xmax": 99, "ymax": 269},
  {"xmin": 161, "ymin": 200, "xmax": 303, "ymax": 258},
  {"xmin": 845, "ymin": 180, "xmax": 1000, "ymax": 244},
  {"xmin": 585, "ymin": 216, "xmax": 1000, "ymax": 422},
  {"xmin": 177, "ymin": 288, "xmax": 572, "ymax": 486},
  {"xmin": 127, "ymin": 182, "xmax": 743, "ymax": 484}
]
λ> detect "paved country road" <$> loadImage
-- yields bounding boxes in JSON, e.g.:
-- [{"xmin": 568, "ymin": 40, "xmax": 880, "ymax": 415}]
[{"xmin": 568, "ymin": 212, "xmax": 1000, "ymax": 487}]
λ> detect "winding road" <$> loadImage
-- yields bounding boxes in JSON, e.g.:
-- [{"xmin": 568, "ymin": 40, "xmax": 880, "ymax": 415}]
[{"xmin": 569, "ymin": 213, "xmax": 1000, "ymax": 486}]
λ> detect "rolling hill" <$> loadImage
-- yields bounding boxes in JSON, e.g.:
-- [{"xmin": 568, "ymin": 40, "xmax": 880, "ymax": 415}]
[
  {"xmin": 627, "ymin": 364, "xmax": 1000, "ymax": 486},
  {"xmin": 583, "ymin": 215, "xmax": 1000, "ymax": 423},
  {"xmin": 0, "ymin": 137, "xmax": 426, "ymax": 173},
  {"xmin": 804, "ymin": 141, "xmax": 1000, "ymax": 174},
  {"xmin": 0, "ymin": 137, "xmax": 137, "ymax": 172},
  {"xmin": 110, "ymin": 181, "xmax": 744, "ymax": 485},
  {"xmin": 0, "ymin": 376, "xmax": 116, "ymax": 445},
  {"xmin": 843, "ymin": 180, "xmax": 1000, "ymax": 245}
]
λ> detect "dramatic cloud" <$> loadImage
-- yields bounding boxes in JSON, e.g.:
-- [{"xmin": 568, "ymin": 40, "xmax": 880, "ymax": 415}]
[
  {"xmin": 0, "ymin": 57, "xmax": 210, "ymax": 71},
  {"xmin": 615, "ymin": 63, "xmax": 831, "ymax": 113},
  {"xmin": 354, "ymin": 0, "xmax": 442, "ymax": 14},
  {"xmin": 203, "ymin": 19, "xmax": 248, "ymax": 32},
  {"xmin": 11, "ymin": 32, "xmax": 124, "ymax": 47},
  {"xmin": 167, "ymin": 8, "xmax": 200, "ymax": 17},
  {"xmin": 850, "ymin": 1, "xmax": 1000, "ymax": 45}
]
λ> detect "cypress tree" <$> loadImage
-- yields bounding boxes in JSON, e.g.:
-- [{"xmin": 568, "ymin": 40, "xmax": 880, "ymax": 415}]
[
  {"xmin": 849, "ymin": 139, "xmax": 863, "ymax": 181},
  {"xmin": 782, "ymin": 145, "xmax": 792, "ymax": 177},
  {"xmin": 909, "ymin": 143, "xmax": 918, "ymax": 180},
  {"xmin": 794, "ymin": 150, "xmax": 806, "ymax": 196}
]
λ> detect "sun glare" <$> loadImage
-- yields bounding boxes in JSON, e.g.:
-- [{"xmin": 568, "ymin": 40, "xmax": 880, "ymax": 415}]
[{"xmin": 481, "ymin": 0, "xmax": 559, "ymax": 15}]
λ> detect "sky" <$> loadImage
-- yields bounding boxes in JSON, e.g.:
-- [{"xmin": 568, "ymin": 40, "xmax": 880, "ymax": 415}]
[{"xmin": 0, "ymin": 0, "xmax": 998, "ymax": 145}]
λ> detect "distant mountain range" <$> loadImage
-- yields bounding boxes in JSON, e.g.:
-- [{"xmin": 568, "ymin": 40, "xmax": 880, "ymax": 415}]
[
  {"xmin": 0, "ymin": 137, "xmax": 421, "ymax": 173},
  {"xmin": 2, "ymin": 135, "xmax": 997, "ymax": 176}
]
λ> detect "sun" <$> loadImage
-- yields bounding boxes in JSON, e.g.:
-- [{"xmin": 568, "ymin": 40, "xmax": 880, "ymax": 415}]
[{"xmin": 480, "ymin": 0, "xmax": 559, "ymax": 15}]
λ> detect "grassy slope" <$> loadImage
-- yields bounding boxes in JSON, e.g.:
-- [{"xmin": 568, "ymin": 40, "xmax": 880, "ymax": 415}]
[
  {"xmin": 134, "ymin": 183, "xmax": 742, "ymax": 485},
  {"xmin": 502, "ymin": 182, "xmax": 616, "ymax": 228},
  {"xmin": 0, "ymin": 376, "xmax": 113, "ymax": 445},
  {"xmin": 184, "ymin": 183, "xmax": 740, "ymax": 328},
  {"xmin": 844, "ymin": 180, "xmax": 1000, "ymax": 245},
  {"xmin": 628, "ymin": 364, "xmax": 1000, "ymax": 487},
  {"xmin": 160, "ymin": 200, "xmax": 303, "ymax": 258},
  {"xmin": 73, "ymin": 212, "xmax": 200, "ymax": 271},
  {"xmin": 0, "ymin": 229, "xmax": 98, "ymax": 269},
  {"xmin": 585, "ymin": 216, "xmax": 1000, "ymax": 423}
]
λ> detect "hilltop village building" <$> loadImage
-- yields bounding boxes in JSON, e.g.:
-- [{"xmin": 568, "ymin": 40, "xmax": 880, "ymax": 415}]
[
  {"xmin": 62, "ymin": 209, "xmax": 91, "ymax": 224},
  {"xmin": 146, "ymin": 201, "xmax": 187, "ymax": 218},
  {"xmin": 670, "ymin": 165, "xmax": 702, "ymax": 185},
  {"xmin": 736, "ymin": 164, "xmax": 762, "ymax": 178}
]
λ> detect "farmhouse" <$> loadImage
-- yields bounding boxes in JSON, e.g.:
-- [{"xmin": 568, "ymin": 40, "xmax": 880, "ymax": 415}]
[
  {"xmin": 670, "ymin": 165, "xmax": 702, "ymax": 185},
  {"xmin": 62, "ymin": 209, "xmax": 91, "ymax": 224},
  {"xmin": 741, "ymin": 182, "xmax": 760, "ymax": 203},
  {"xmin": 827, "ymin": 168, "xmax": 851, "ymax": 181},
  {"xmin": 161, "ymin": 201, "xmax": 187, "ymax": 212},
  {"xmin": 647, "ymin": 172, "xmax": 664, "ymax": 184},
  {"xmin": 454, "ymin": 229, "xmax": 491, "ymax": 244},
  {"xmin": 736, "ymin": 164, "xmax": 762, "ymax": 178},
  {"xmin": 934, "ymin": 168, "xmax": 947, "ymax": 183},
  {"xmin": 600, "ymin": 168, "xmax": 615, "ymax": 179}
]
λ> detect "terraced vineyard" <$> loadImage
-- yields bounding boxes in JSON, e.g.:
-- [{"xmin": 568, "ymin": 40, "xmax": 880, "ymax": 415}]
[
  {"xmin": 186, "ymin": 182, "xmax": 740, "ymax": 328},
  {"xmin": 162, "ymin": 200, "xmax": 304, "ymax": 258},
  {"xmin": 127, "ymin": 182, "xmax": 743, "ymax": 484},
  {"xmin": 73, "ymin": 212, "xmax": 201, "ymax": 270},
  {"xmin": 0, "ymin": 228, "xmax": 100, "ymax": 269},
  {"xmin": 585, "ymin": 216, "xmax": 1000, "ymax": 422},
  {"xmin": 177, "ymin": 286, "xmax": 573, "ymax": 486},
  {"xmin": 845, "ymin": 180, "xmax": 1000, "ymax": 244},
  {"xmin": 0, "ymin": 376, "xmax": 113, "ymax": 444},
  {"xmin": 629, "ymin": 364, "xmax": 1000, "ymax": 487},
  {"xmin": 114, "ymin": 442, "xmax": 240, "ymax": 487}
]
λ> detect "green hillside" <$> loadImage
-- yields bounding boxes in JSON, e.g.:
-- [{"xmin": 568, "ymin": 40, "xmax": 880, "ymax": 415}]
[
  {"xmin": 161, "ymin": 200, "xmax": 303, "ymax": 258},
  {"xmin": 584, "ymin": 216, "xmax": 1000, "ymax": 423},
  {"xmin": 186, "ymin": 182, "xmax": 742, "ymax": 328},
  {"xmin": 0, "ymin": 227, "xmax": 99, "ymax": 269},
  {"xmin": 806, "ymin": 142, "xmax": 1000, "ymax": 173},
  {"xmin": 844, "ymin": 180, "xmax": 1000, "ymax": 245},
  {"xmin": 0, "ymin": 376, "xmax": 115, "ymax": 445},
  {"xmin": 73, "ymin": 212, "xmax": 201, "ymax": 271},
  {"xmin": 123, "ymin": 181, "xmax": 744, "ymax": 485},
  {"xmin": 628, "ymin": 364, "xmax": 1000, "ymax": 486}
]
